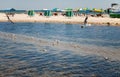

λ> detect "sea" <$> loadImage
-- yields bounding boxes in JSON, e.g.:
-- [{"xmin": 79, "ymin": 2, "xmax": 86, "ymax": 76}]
[{"xmin": 0, "ymin": 22, "xmax": 120, "ymax": 77}]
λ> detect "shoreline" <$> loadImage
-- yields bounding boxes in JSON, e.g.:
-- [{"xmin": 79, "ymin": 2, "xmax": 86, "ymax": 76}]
[{"xmin": 0, "ymin": 13, "xmax": 120, "ymax": 26}]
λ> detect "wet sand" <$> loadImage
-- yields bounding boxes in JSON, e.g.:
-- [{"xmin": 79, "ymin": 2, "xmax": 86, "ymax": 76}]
[{"xmin": 0, "ymin": 13, "xmax": 120, "ymax": 26}]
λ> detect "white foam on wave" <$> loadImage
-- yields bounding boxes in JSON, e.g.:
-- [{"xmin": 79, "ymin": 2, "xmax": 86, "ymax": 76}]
[
  {"xmin": 85, "ymin": 24, "xmax": 92, "ymax": 26},
  {"xmin": 50, "ymin": 35, "xmax": 120, "ymax": 44},
  {"xmin": 0, "ymin": 31, "xmax": 120, "ymax": 60}
]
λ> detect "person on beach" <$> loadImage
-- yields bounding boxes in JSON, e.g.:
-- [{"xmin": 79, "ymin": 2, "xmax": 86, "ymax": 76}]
[
  {"xmin": 84, "ymin": 16, "xmax": 88, "ymax": 25},
  {"xmin": 6, "ymin": 14, "xmax": 14, "ymax": 24},
  {"xmin": 6, "ymin": 14, "xmax": 10, "ymax": 20}
]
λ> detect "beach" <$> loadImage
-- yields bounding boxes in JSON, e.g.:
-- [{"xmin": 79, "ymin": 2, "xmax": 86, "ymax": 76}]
[
  {"xmin": 0, "ymin": 13, "xmax": 120, "ymax": 26},
  {"xmin": 1, "ymin": 0, "xmax": 120, "ymax": 76}
]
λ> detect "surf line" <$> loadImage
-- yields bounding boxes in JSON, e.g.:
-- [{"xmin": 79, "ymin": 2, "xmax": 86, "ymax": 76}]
[{"xmin": 6, "ymin": 14, "xmax": 14, "ymax": 24}]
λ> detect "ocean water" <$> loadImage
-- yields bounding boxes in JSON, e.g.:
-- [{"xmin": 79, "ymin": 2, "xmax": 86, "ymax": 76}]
[{"xmin": 0, "ymin": 22, "xmax": 120, "ymax": 77}]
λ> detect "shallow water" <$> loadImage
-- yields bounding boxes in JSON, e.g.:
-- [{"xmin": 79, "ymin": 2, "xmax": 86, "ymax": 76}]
[
  {"xmin": 0, "ymin": 22, "xmax": 120, "ymax": 47},
  {"xmin": 0, "ymin": 22, "xmax": 120, "ymax": 77}
]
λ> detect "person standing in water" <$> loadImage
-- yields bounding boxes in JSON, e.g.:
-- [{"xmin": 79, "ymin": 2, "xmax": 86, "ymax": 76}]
[
  {"xmin": 81, "ymin": 16, "xmax": 88, "ymax": 28},
  {"xmin": 84, "ymin": 16, "xmax": 88, "ymax": 25}
]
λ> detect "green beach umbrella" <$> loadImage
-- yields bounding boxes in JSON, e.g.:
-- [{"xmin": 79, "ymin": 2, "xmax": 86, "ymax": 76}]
[
  {"xmin": 44, "ymin": 10, "xmax": 52, "ymax": 16},
  {"xmin": 65, "ymin": 8, "xmax": 73, "ymax": 17},
  {"xmin": 28, "ymin": 10, "xmax": 35, "ymax": 16},
  {"xmin": 65, "ymin": 8, "xmax": 73, "ymax": 11}
]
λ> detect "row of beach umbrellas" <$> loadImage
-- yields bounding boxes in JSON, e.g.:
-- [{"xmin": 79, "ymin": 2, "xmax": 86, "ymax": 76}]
[
  {"xmin": 47, "ymin": 8, "xmax": 104, "ymax": 13},
  {"xmin": 1, "ymin": 8, "xmax": 105, "ymax": 17},
  {"xmin": 5, "ymin": 8, "xmax": 104, "ymax": 13}
]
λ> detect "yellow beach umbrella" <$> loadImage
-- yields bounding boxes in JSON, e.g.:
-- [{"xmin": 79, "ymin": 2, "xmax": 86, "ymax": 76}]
[{"xmin": 93, "ymin": 8, "xmax": 104, "ymax": 13}]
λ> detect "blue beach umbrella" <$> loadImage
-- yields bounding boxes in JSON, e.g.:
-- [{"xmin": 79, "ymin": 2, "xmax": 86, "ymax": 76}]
[
  {"xmin": 5, "ymin": 8, "xmax": 16, "ymax": 13},
  {"xmin": 10, "ymin": 8, "xmax": 16, "ymax": 12},
  {"xmin": 52, "ymin": 8, "xmax": 61, "ymax": 12}
]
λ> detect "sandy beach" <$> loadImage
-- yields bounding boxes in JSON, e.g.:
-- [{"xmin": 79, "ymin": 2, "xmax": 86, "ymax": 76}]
[{"xmin": 0, "ymin": 13, "xmax": 120, "ymax": 26}]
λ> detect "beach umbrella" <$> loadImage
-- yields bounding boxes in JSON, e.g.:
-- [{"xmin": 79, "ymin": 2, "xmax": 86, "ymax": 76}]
[
  {"xmin": 65, "ymin": 8, "xmax": 73, "ymax": 11},
  {"xmin": 83, "ymin": 8, "xmax": 87, "ymax": 11},
  {"xmin": 28, "ymin": 10, "xmax": 35, "ymax": 16},
  {"xmin": 42, "ymin": 9, "xmax": 49, "ymax": 12},
  {"xmin": 44, "ymin": 10, "xmax": 52, "ymax": 16},
  {"xmin": 8, "ymin": 8, "xmax": 16, "ymax": 13},
  {"xmin": 73, "ymin": 8, "xmax": 80, "ymax": 12},
  {"xmin": 86, "ymin": 8, "xmax": 92, "ymax": 14},
  {"xmin": 41, "ymin": 9, "xmax": 52, "ymax": 16},
  {"xmin": 52, "ymin": 8, "xmax": 61, "ymax": 12},
  {"xmin": 65, "ymin": 8, "xmax": 73, "ymax": 17},
  {"xmin": 93, "ymin": 8, "xmax": 104, "ymax": 13},
  {"xmin": 79, "ymin": 8, "xmax": 84, "ymax": 13},
  {"xmin": 79, "ymin": 8, "xmax": 83, "ymax": 10},
  {"xmin": 5, "ymin": 8, "xmax": 16, "ymax": 16},
  {"xmin": 10, "ymin": 8, "xmax": 16, "ymax": 12},
  {"xmin": 79, "ymin": 8, "xmax": 88, "ymax": 13}
]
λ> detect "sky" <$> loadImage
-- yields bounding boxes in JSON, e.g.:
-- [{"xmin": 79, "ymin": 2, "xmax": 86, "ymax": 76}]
[{"xmin": 0, "ymin": 0, "xmax": 120, "ymax": 10}]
